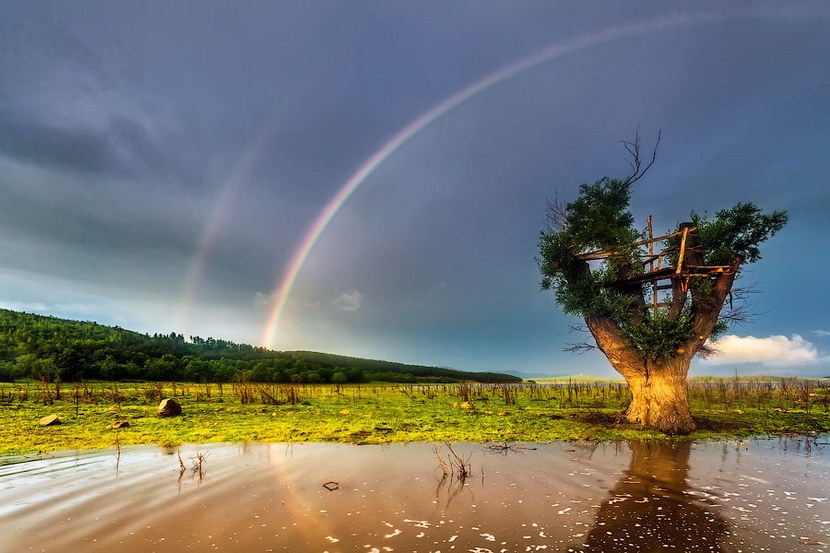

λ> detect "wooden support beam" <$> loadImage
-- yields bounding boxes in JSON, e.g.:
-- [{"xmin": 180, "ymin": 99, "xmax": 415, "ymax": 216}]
[
  {"xmin": 647, "ymin": 215, "xmax": 657, "ymax": 313},
  {"xmin": 604, "ymin": 265, "xmax": 734, "ymax": 288},
  {"xmin": 575, "ymin": 217, "xmax": 735, "ymax": 298},
  {"xmin": 575, "ymin": 226, "xmax": 698, "ymax": 261},
  {"xmin": 675, "ymin": 226, "xmax": 689, "ymax": 275}
]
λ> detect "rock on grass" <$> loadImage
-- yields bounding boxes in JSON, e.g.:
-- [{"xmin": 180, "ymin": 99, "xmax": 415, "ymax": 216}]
[
  {"xmin": 157, "ymin": 398, "xmax": 182, "ymax": 417},
  {"xmin": 39, "ymin": 414, "xmax": 61, "ymax": 426}
]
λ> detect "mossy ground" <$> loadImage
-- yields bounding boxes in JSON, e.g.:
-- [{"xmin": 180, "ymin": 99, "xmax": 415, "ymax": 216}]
[{"xmin": 1, "ymin": 379, "xmax": 828, "ymax": 456}]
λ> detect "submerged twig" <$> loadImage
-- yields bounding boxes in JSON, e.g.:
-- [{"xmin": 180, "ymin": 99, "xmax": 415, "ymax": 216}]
[
  {"xmin": 484, "ymin": 442, "xmax": 537, "ymax": 454},
  {"xmin": 114, "ymin": 431, "xmax": 121, "ymax": 474},
  {"xmin": 444, "ymin": 442, "xmax": 472, "ymax": 481},
  {"xmin": 432, "ymin": 444, "xmax": 449, "ymax": 477},
  {"xmin": 190, "ymin": 451, "xmax": 209, "ymax": 479}
]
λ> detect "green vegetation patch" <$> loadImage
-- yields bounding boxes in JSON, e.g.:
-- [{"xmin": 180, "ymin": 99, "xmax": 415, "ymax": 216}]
[
  {"xmin": 0, "ymin": 308, "xmax": 519, "ymax": 385},
  {"xmin": 1, "ymin": 378, "xmax": 828, "ymax": 456}
]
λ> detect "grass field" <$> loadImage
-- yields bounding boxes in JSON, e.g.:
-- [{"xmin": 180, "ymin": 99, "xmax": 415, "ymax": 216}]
[{"xmin": 1, "ymin": 377, "xmax": 828, "ymax": 456}]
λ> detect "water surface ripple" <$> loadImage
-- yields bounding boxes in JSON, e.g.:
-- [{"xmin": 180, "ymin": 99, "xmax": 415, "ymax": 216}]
[{"xmin": 1, "ymin": 437, "xmax": 827, "ymax": 552}]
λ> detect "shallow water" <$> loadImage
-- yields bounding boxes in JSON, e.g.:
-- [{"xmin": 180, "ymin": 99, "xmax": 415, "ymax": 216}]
[{"xmin": 1, "ymin": 438, "xmax": 828, "ymax": 553}]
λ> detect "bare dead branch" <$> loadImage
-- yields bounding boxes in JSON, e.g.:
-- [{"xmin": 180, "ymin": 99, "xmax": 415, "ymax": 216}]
[
  {"xmin": 545, "ymin": 128, "xmax": 660, "ymax": 233},
  {"xmin": 444, "ymin": 443, "xmax": 472, "ymax": 481},
  {"xmin": 621, "ymin": 127, "xmax": 661, "ymax": 186},
  {"xmin": 720, "ymin": 280, "xmax": 766, "ymax": 326},
  {"xmin": 730, "ymin": 281, "xmax": 763, "ymax": 298},
  {"xmin": 432, "ymin": 444, "xmax": 449, "ymax": 476},
  {"xmin": 568, "ymin": 323, "xmax": 591, "ymax": 334},
  {"xmin": 545, "ymin": 189, "xmax": 568, "ymax": 232},
  {"xmin": 564, "ymin": 341, "xmax": 599, "ymax": 354},
  {"xmin": 695, "ymin": 342, "xmax": 719, "ymax": 359},
  {"xmin": 564, "ymin": 324, "xmax": 599, "ymax": 353}
]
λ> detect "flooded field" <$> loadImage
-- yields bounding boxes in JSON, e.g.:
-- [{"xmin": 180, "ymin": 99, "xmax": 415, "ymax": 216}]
[{"xmin": 1, "ymin": 437, "xmax": 827, "ymax": 552}]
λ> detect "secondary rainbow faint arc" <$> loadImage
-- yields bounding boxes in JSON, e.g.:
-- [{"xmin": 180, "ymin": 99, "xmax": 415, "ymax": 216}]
[
  {"xmin": 260, "ymin": 6, "xmax": 825, "ymax": 349},
  {"xmin": 174, "ymin": 120, "xmax": 278, "ymax": 332}
]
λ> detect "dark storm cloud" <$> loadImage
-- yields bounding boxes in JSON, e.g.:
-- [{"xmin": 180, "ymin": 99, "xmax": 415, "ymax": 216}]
[
  {"xmin": 0, "ymin": 110, "xmax": 172, "ymax": 179},
  {"xmin": 1, "ymin": 1, "xmax": 829, "ymax": 375}
]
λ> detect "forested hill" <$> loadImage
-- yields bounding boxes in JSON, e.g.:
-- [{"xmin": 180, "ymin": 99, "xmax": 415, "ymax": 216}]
[{"xmin": 0, "ymin": 309, "xmax": 520, "ymax": 384}]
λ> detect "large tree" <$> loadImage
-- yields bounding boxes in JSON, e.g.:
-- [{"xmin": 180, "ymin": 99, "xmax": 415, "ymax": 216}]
[{"xmin": 538, "ymin": 136, "xmax": 787, "ymax": 434}]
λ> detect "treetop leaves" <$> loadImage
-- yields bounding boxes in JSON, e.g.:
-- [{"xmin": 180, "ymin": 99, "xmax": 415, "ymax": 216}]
[{"xmin": 538, "ymin": 166, "xmax": 787, "ymax": 360}]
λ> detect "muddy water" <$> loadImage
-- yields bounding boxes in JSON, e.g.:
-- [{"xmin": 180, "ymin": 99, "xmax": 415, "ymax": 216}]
[{"xmin": 1, "ymin": 438, "xmax": 828, "ymax": 553}]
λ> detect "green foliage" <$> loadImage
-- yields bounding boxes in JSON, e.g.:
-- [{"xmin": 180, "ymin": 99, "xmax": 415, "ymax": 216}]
[
  {"xmin": 0, "ymin": 360, "xmax": 14, "ymax": 382},
  {"xmin": 623, "ymin": 309, "xmax": 693, "ymax": 360},
  {"xmin": 0, "ymin": 309, "xmax": 520, "ymax": 385},
  {"xmin": 539, "ymin": 168, "xmax": 787, "ymax": 361},
  {"xmin": 689, "ymin": 203, "xmax": 788, "ymax": 265},
  {"xmin": 563, "ymin": 177, "xmax": 641, "ymax": 250},
  {"xmin": 539, "ymin": 177, "xmax": 643, "ymax": 319},
  {"xmin": 664, "ymin": 203, "xmax": 788, "ymax": 266},
  {"xmin": 709, "ymin": 319, "xmax": 729, "ymax": 341}
]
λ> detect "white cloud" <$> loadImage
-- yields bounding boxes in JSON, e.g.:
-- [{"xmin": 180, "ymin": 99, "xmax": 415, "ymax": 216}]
[
  {"xmin": 812, "ymin": 329, "xmax": 830, "ymax": 338},
  {"xmin": 0, "ymin": 301, "xmax": 49, "ymax": 313},
  {"xmin": 254, "ymin": 291, "xmax": 321, "ymax": 312},
  {"xmin": 253, "ymin": 291, "xmax": 272, "ymax": 309},
  {"xmin": 331, "ymin": 290, "xmax": 363, "ymax": 312},
  {"xmin": 704, "ymin": 334, "xmax": 818, "ymax": 366}
]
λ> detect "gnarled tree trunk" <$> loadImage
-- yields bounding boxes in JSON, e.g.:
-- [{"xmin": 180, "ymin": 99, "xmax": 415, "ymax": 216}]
[
  {"xmin": 583, "ymin": 256, "xmax": 740, "ymax": 434},
  {"xmin": 623, "ymin": 357, "xmax": 694, "ymax": 434},
  {"xmin": 586, "ymin": 315, "xmax": 698, "ymax": 434}
]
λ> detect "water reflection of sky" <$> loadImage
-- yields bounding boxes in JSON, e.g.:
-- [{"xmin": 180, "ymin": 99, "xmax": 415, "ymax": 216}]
[{"xmin": 1, "ymin": 437, "xmax": 827, "ymax": 552}]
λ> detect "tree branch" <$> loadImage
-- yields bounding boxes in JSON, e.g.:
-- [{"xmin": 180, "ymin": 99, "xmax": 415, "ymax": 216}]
[
  {"xmin": 585, "ymin": 314, "xmax": 645, "ymax": 379},
  {"xmin": 666, "ymin": 279, "xmax": 688, "ymax": 319},
  {"xmin": 545, "ymin": 189, "xmax": 568, "ymax": 232},
  {"xmin": 621, "ymin": 127, "xmax": 661, "ymax": 186},
  {"xmin": 688, "ymin": 255, "xmax": 741, "ymax": 349},
  {"xmin": 718, "ymin": 281, "xmax": 765, "ymax": 326},
  {"xmin": 563, "ymin": 323, "xmax": 599, "ymax": 353}
]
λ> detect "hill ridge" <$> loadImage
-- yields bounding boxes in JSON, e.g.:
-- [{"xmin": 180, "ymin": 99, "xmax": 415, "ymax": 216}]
[{"xmin": 0, "ymin": 308, "xmax": 520, "ymax": 384}]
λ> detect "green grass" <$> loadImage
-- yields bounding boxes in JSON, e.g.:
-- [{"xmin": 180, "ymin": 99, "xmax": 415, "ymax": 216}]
[{"xmin": 1, "ymin": 378, "xmax": 828, "ymax": 456}]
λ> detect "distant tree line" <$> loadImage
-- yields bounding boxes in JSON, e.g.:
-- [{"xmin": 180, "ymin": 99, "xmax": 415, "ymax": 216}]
[{"xmin": 0, "ymin": 309, "xmax": 520, "ymax": 384}]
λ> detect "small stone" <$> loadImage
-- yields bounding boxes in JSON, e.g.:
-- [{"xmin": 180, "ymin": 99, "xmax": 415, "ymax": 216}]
[
  {"xmin": 157, "ymin": 398, "xmax": 182, "ymax": 417},
  {"xmin": 39, "ymin": 414, "xmax": 61, "ymax": 426},
  {"xmin": 108, "ymin": 420, "xmax": 130, "ymax": 429}
]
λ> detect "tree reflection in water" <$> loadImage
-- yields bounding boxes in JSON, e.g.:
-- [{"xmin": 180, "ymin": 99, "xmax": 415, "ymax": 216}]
[{"xmin": 582, "ymin": 441, "xmax": 730, "ymax": 552}]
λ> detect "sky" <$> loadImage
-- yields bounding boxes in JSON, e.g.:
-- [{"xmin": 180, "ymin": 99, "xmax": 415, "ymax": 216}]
[{"xmin": 1, "ymin": 1, "xmax": 829, "ymax": 378}]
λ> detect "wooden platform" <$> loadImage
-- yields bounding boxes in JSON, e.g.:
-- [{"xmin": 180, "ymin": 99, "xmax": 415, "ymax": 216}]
[{"xmin": 574, "ymin": 217, "xmax": 733, "ymax": 307}]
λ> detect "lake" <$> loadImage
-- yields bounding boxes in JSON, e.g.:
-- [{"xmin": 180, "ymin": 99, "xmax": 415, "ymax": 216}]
[{"xmin": 1, "ymin": 437, "xmax": 827, "ymax": 552}]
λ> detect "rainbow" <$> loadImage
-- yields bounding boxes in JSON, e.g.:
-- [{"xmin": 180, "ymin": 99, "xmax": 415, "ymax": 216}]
[
  {"xmin": 174, "ymin": 113, "xmax": 285, "ymax": 331},
  {"xmin": 186, "ymin": 7, "xmax": 823, "ymax": 349}
]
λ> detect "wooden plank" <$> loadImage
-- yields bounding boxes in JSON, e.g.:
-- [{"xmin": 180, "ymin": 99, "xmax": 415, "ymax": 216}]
[
  {"xmin": 682, "ymin": 272, "xmax": 732, "ymax": 278},
  {"xmin": 675, "ymin": 226, "xmax": 689, "ymax": 275},
  {"xmin": 647, "ymin": 216, "xmax": 657, "ymax": 313},
  {"xmin": 604, "ymin": 268, "xmax": 676, "ymax": 288},
  {"xmin": 576, "ymin": 227, "xmax": 698, "ymax": 260},
  {"xmin": 681, "ymin": 265, "xmax": 732, "ymax": 272},
  {"xmin": 604, "ymin": 265, "xmax": 735, "ymax": 288}
]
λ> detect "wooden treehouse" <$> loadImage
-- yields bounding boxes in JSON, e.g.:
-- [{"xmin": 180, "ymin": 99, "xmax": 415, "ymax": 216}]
[{"xmin": 576, "ymin": 216, "xmax": 735, "ymax": 312}]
